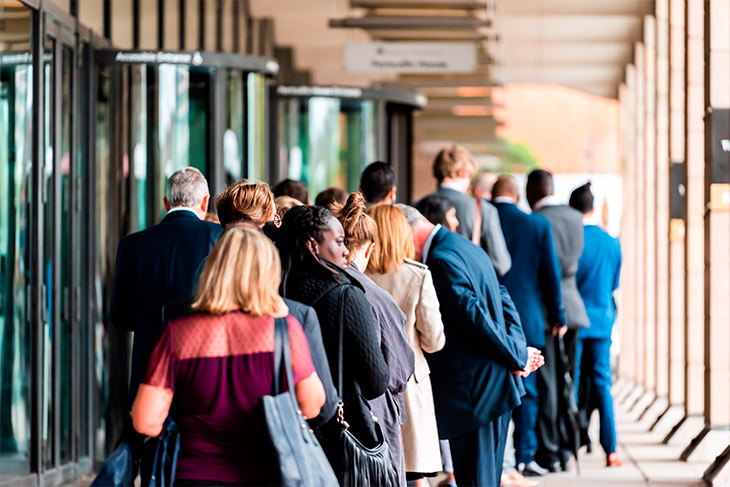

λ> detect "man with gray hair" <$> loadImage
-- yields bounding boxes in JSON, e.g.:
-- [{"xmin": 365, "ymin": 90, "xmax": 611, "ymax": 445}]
[
  {"xmin": 111, "ymin": 166, "xmax": 222, "ymax": 406},
  {"xmin": 396, "ymin": 204, "xmax": 544, "ymax": 486}
]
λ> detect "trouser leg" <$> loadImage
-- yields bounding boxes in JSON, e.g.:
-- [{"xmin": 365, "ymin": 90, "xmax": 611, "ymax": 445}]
[
  {"xmin": 450, "ymin": 416, "xmax": 508, "ymax": 487},
  {"xmin": 512, "ymin": 372, "xmax": 539, "ymax": 465},
  {"xmin": 536, "ymin": 333, "xmax": 559, "ymax": 466},
  {"xmin": 588, "ymin": 338, "xmax": 618, "ymax": 454}
]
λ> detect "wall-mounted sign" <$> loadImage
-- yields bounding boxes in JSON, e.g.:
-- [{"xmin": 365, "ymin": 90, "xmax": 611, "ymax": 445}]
[
  {"xmin": 112, "ymin": 51, "xmax": 205, "ymax": 65},
  {"xmin": 344, "ymin": 42, "xmax": 476, "ymax": 73}
]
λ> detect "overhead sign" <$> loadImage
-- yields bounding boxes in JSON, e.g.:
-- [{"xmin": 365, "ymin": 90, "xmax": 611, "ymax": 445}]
[{"xmin": 344, "ymin": 42, "xmax": 476, "ymax": 73}]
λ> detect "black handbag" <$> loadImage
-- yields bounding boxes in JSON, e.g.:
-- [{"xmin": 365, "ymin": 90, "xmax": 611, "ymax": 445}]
[
  {"xmin": 325, "ymin": 285, "xmax": 399, "ymax": 487},
  {"xmin": 263, "ymin": 317, "xmax": 339, "ymax": 487}
]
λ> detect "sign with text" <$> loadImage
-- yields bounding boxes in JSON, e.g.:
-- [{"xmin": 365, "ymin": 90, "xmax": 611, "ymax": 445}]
[{"xmin": 344, "ymin": 42, "xmax": 476, "ymax": 73}]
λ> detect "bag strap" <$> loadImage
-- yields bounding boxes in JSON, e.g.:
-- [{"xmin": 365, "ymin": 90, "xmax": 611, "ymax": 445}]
[{"xmin": 272, "ymin": 317, "xmax": 295, "ymax": 396}]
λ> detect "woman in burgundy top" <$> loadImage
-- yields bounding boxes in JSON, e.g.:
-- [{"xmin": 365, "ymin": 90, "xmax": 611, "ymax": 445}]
[{"xmin": 131, "ymin": 226, "xmax": 326, "ymax": 486}]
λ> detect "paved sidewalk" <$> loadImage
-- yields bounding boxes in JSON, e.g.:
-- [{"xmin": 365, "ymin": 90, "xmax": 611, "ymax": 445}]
[{"xmin": 538, "ymin": 385, "xmax": 706, "ymax": 487}]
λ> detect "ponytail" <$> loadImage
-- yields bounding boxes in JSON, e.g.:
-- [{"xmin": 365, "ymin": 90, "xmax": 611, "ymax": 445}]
[{"xmin": 332, "ymin": 192, "xmax": 377, "ymax": 264}]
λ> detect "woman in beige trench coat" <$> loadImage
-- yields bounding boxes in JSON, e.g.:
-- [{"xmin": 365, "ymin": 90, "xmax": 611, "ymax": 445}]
[{"xmin": 366, "ymin": 204, "xmax": 446, "ymax": 485}]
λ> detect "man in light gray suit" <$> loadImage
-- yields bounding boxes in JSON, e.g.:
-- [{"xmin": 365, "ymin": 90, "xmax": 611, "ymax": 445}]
[
  {"xmin": 526, "ymin": 169, "xmax": 589, "ymax": 473},
  {"xmin": 430, "ymin": 144, "xmax": 512, "ymax": 276}
]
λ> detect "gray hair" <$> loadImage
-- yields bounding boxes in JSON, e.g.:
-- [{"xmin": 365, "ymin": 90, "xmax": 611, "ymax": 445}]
[
  {"xmin": 395, "ymin": 204, "xmax": 427, "ymax": 227},
  {"xmin": 166, "ymin": 167, "xmax": 209, "ymax": 207}
]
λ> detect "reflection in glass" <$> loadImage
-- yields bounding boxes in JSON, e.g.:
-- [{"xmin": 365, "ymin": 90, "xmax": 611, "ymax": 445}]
[
  {"xmin": 307, "ymin": 98, "xmax": 341, "ymax": 197},
  {"xmin": 156, "ymin": 65, "xmax": 210, "ymax": 221},
  {"xmin": 59, "ymin": 45, "xmax": 72, "ymax": 464},
  {"xmin": 224, "ymin": 70, "xmax": 244, "ymax": 185},
  {"xmin": 0, "ymin": 28, "xmax": 33, "ymax": 480},
  {"xmin": 247, "ymin": 73, "xmax": 266, "ymax": 181},
  {"xmin": 42, "ymin": 37, "xmax": 54, "ymax": 470},
  {"xmin": 130, "ymin": 66, "xmax": 148, "ymax": 231}
]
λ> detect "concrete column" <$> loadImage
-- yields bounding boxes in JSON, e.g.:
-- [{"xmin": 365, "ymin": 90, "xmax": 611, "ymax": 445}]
[
  {"xmin": 138, "ymin": 0, "xmax": 158, "ymax": 50},
  {"xmin": 162, "ymin": 0, "xmax": 180, "ymax": 50},
  {"xmin": 634, "ymin": 43, "xmax": 647, "ymax": 389},
  {"xmin": 668, "ymin": 0, "xmax": 687, "ymax": 411},
  {"xmin": 111, "ymin": 0, "xmax": 134, "ymax": 49},
  {"xmin": 654, "ymin": 0, "xmax": 671, "ymax": 408},
  {"xmin": 619, "ymin": 76, "xmax": 637, "ymax": 384},
  {"xmin": 643, "ymin": 17, "xmax": 658, "ymax": 395}
]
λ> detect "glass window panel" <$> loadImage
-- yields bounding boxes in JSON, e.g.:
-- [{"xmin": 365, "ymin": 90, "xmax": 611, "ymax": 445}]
[
  {"xmin": 0, "ymin": 4, "xmax": 33, "ymax": 479},
  {"xmin": 130, "ymin": 66, "xmax": 148, "ymax": 231},
  {"xmin": 59, "ymin": 45, "xmax": 72, "ymax": 464},
  {"xmin": 224, "ymin": 70, "xmax": 244, "ymax": 185},
  {"xmin": 306, "ymin": 97, "xmax": 340, "ymax": 197},
  {"xmin": 246, "ymin": 72, "xmax": 265, "ymax": 181}
]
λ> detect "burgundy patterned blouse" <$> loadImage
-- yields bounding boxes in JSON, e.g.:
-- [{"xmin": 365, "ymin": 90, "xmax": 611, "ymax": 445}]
[{"xmin": 142, "ymin": 311, "xmax": 315, "ymax": 484}]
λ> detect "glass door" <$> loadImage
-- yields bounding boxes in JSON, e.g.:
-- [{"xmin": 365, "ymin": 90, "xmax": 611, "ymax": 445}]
[
  {"xmin": 0, "ymin": 3, "xmax": 34, "ymax": 482},
  {"xmin": 42, "ymin": 14, "xmax": 85, "ymax": 480}
]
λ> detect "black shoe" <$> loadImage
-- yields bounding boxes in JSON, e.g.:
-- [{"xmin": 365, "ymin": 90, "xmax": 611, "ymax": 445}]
[{"xmin": 517, "ymin": 461, "xmax": 548, "ymax": 477}]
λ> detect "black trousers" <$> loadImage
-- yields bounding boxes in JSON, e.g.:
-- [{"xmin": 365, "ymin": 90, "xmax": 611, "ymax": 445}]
[
  {"xmin": 449, "ymin": 412, "xmax": 511, "ymax": 487},
  {"xmin": 535, "ymin": 328, "xmax": 578, "ymax": 466}
]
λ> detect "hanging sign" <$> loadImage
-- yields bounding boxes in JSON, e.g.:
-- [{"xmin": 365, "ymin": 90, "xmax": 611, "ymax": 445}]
[{"xmin": 344, "ymin": 42, "xmax": 477, "ymax": 73}]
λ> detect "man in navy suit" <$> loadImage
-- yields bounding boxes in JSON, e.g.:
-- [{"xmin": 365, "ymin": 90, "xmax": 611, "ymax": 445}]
[
  {"xmin": 491, "ymin": 175, "xmax": 566, "ymax": 477},
  {"xmin": 110, "ymin": 167, "xmax": 222, "ymax": 405},
  {"xmin": 398, "ymin": 204, "xmax": 543, "ymax": 487}
]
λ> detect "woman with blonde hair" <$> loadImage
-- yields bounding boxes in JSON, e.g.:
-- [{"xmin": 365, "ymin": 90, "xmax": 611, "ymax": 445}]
[
  {"xmin": 132, "ymin": 226, "xmax": 325, "ymax": 486},
  {"xmin": 366, "ymin": 204, "xmax": 446, "ymax": 486}
]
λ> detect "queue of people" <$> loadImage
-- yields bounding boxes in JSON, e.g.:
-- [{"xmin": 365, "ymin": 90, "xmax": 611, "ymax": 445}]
[{"xmin": 107, "ymin": 143, "xmax": 622, "ymax": 487}]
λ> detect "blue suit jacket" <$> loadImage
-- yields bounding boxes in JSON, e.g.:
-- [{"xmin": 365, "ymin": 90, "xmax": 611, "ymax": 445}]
[
  {"xmin": 576, "ymin": 225, "xmax": 621, "ymax": 339},
  {"xmin": 110, "ymin": 210, "xmax": 222, "ymax": 403},
  {"xmin": 425, "ymin": 227, "xmax": 528, "ymax": 438},
  {"xmin": 494, "ymin": 202, "xmax": 565, "ymax": 347}
]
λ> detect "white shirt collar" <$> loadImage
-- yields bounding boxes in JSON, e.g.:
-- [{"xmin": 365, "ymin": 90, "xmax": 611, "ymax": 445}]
[
  {"xmin": 493, "ymin": 196, "xmax": 517, "ymax": 204},
  {"xmin": 422, "ymin": 224, "xmax": 441, "ymax": 263},
  {"xmin": 167, "ymin": 207, "xmax": 201, "ymax": 219},
  {"xmin": 533, "ymin": 195, "xmax": 562, "ymax": 211}
]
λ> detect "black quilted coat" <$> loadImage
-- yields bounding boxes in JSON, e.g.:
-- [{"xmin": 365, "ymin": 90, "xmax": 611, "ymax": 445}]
[{"xmin": 283, "ymin": 263, "xmax": 390, "ymax": 448}]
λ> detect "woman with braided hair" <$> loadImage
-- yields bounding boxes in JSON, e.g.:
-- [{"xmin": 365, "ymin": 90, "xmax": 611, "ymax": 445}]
[{"xmin": 270, "ymin": 205, "xmax": 392, "ymax": 480}]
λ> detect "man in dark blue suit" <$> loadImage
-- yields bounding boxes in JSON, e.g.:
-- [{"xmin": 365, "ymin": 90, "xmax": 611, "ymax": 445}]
[
  {"xmin": 398, "ymin": 204, "xmax": 543, "ymax": 487},
  {"xmin": 110, "ymin": 167, "xmax": 222, "ymax": 405},
  {"xmin": 491, "ymin": 175, "xmax": 566, "ymax": 477}
]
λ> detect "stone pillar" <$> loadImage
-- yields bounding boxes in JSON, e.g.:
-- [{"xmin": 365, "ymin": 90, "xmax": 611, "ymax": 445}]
[
  {"xmin": 659, "ymin": 0, "xmax": 688, "ymax": 435},
  {"xmin": 655, "ymin": 0, "xmax": 671, "ymax": 404},
  {"xmin": 643, "ymin": 17, "xmax": 658, "ymax": 395},
  {"xmin": 688, "ymin": 0, "xmax": 730, "ymax": 469},
  {"xmin": 634, "ymin": 43, "xmax": 647, "ymax": 389},
  {"xmin": 619, "ymin": 76, "xmax": 637, "ymax": 384}
]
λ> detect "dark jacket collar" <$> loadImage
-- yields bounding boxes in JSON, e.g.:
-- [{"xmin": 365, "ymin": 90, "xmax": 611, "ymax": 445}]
[{"xmin": 162, "ymin": 208, "xmax": 201, "ymax": 222}]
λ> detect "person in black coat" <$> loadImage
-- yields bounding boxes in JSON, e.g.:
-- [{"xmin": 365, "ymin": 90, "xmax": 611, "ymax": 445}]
[
  {"xmin": 397, "ymin": 204, "xmax": 544, "ymax": 487},
  {"xmin": 271, "ymin": 205, "xmax": 390, "ymax": 454},
  {"xmin": 110, "ymin": 167, "xmax": 222, "ymax": 405}
]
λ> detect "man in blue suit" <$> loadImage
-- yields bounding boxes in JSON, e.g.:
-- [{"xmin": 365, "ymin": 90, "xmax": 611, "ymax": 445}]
[
  {"xmin": 491, "ymin": 175, "xmax": 566, "ymax": 477},
  {"xmin": 111, "ymin": 167, "xmax": 222, "ymax": 405},
  {"xmin": 398, "ymin": 204, "xmax": 543, "ymax": 487},
  {"xmin": 569, "ymin": 183, "xmax": 622, "ymax": 467}
]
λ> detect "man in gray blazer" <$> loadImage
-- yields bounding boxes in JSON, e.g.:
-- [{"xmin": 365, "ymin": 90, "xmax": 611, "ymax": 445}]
[
  {"xmin": 526, "ymin": 169, "xmax": 589, "ymax": 472},
  {"xmin": 429, "ymin": 144, "xmax": 511, "ymax": 276}
]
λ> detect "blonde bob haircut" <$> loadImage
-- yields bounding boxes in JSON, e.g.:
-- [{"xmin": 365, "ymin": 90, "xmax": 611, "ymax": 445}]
[
  {"xmin": 432, "ymin": 144, "xmax": 478, "ymax": 182},
  {"xmin": 366, "ymin": 204, "xmax": 415, "ymax": 275},
  {"xmin": 192, "ymin": 226, "xmax": 288, "ymax": 316}
]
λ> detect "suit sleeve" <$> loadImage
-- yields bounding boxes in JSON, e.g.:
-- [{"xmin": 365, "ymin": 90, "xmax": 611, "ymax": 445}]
[
  {"xmin": 343, "ymin": 286, "xmax": 390, "ymax": 400},
  {"xmin": 499, "ymin": 285, "xmax": 528, "ymax": 369},
  {"xmin": 428, "ymin": 255, "xmax": 525, "ymax": 371},
  {"xmin": 299, "ymin": 306, "xmax": 338, "ymax": 424},
  {"xmin": 110, "ymin": 238, "xmax": 134, "ymax": 331},
  {"xmin": 481, "ymin": 202, "xmax": 512, "ymax": 276},
  {"xmin": 538, "ymin": 223, "xmax": 566, "ymax": 328},
  {"xmin": 415, "ymin": 270, "xmax": 446, "ymax": 353}
]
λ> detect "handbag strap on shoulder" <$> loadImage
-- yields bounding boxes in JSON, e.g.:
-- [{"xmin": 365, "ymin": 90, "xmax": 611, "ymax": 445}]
[{"xmin": 272, "ymin": 317, "xmax": 294, "ymax": 396}]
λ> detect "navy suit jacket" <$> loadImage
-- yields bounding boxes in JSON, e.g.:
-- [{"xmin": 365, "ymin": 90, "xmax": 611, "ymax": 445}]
[
  {"xmin": 495, "ymin": 202, "xmax": 565, "ymax": 347},
  {"xmin": 425, "ymin": 227, "xmax": 528, "ymax": 438},
  {"xmin": 110, "ymin": 210, "xmax": 222, "ymax": 403}
]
